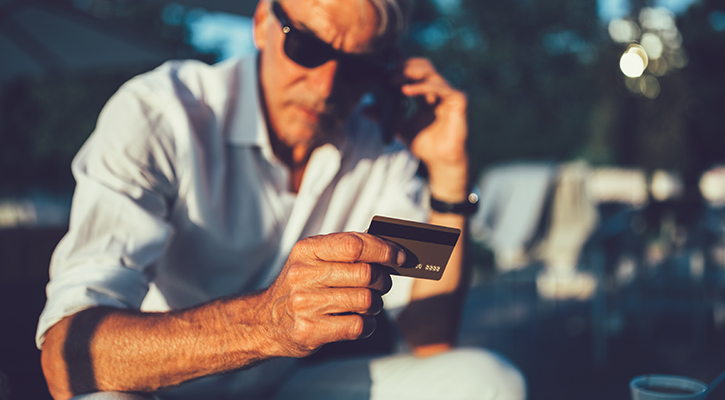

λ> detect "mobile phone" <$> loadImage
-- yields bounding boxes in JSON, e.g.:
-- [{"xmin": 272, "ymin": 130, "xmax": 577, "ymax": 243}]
[{"xmin": 372, "ymin": 79, "xmax": 408, "ymax": 144}]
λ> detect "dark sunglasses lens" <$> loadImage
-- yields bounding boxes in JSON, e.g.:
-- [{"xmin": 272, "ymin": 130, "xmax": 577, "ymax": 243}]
[{"xmin": 283, "ymin": 29, "xmax": 334, "ymax": 68}]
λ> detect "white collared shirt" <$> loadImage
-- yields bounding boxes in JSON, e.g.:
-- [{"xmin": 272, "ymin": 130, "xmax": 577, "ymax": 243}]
[{"xmin": 36, "ymin": 54, "xmax": 428, "ymax": 350}]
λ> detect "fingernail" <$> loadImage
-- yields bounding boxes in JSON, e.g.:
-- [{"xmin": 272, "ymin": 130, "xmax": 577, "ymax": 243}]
[
  {"xmin": 361, "ymin": 316, "xmax": 377, "ymax": 339},
  {"xmin": 397, "ymin": 250, "xmax": 406, "ymax": 266}
]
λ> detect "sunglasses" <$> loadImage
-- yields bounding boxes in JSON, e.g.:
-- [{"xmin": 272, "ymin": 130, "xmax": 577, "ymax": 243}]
[{"xmin": 271, "ymin": 1, "xmax": 393, "ymax": 83}]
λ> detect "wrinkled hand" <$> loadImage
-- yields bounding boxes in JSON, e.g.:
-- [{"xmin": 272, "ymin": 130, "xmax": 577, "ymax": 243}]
[{"xmin": 259, "ymin": 232, "xmax": 403, "ymax": 358}]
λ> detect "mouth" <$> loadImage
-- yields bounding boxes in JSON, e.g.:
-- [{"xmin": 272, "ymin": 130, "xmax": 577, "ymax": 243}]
[{"xmin": 293, "ymin": 104, "xmax": 324, "ymax": 123}]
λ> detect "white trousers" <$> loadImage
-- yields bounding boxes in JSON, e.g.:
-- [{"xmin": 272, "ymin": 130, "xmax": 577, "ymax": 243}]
[{"xmin": 71, "ymin": 348, "xmax": 526, "ymax": 400}]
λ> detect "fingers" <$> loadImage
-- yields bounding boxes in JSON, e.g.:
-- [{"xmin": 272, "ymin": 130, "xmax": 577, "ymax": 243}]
[
  {"xmin": 285, "ymin": 261, "xmax": 392, "ymax": 294},
  {"xmin": 290, "ymin": 288, "xmax": 384, "ymax": 316},
  {"xmin": 266, "ymin": 232, "xmax": 399, "ymax": 357},
  {"xmin": 328, "ymin": 288, "xmax": 384, "ymax": 315},
  {"xmin": 301, "ymin": 262, "xmax": 393, "ymax": 293},
  {"xmin": 390, "ymin": 58, "xmax": 438, "ymax": 85},
  {"xmin": 294, "ymin": 232, "xmax": 405, "ymax": 268},
  {"xmin": 315, "ymin": 314, "xmax": 378, "ymax": 342},
  {"xmin": 402, "ymin": 80, "xmax": 466, "ymax": 106},
  {"xmin": 281, "ymin": 313, "xmax": 377, "ymax": 354},
  {"xmin": 400, "ymin": 58, "xmax": 447, "ymax": 91},
  {"xmin": 277, "ymin": 290, "xmax": 380, "ymax": 350},
  {"xmin": 401, "ymin": 58, "xmax": 439, "ymax": 81},
  {"xmin": 331, "ymin": 314, "xmax": 377, "ymax": 340},
  {"xmin": 398, "ymin": 58, "xmax": 466, "ymax": 109}
]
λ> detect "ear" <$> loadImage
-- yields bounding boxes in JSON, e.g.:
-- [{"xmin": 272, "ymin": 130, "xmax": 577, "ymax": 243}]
[{"xmin": 253, "ymin": 0, "xmax": 270, "ymax": 50}]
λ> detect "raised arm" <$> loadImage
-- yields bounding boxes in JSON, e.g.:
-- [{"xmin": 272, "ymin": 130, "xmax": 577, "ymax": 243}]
[{"xmin": 394, "ymin": 58, "xmax": 471, "ymax": 355}]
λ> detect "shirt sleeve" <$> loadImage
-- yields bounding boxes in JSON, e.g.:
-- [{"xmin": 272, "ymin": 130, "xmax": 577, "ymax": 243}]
[{"xmin": 36, "ymin": 78, "xmax": 179, "ymax": 349}]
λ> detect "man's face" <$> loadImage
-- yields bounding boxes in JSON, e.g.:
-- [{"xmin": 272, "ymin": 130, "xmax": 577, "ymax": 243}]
[{"xmin": 254, "ymin": 0, "xmax": 384, "ymax": 149}]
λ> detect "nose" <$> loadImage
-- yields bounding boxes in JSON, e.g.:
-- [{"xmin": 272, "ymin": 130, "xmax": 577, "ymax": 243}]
[{"xmin": 308, "ymin": 59, "xmax": 340, "ymax": 99}]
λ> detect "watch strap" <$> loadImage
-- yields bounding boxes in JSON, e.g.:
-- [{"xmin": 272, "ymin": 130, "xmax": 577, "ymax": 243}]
[{"xmin": 430, "ymin": 192, "xmax": 479, "ymax": 216}]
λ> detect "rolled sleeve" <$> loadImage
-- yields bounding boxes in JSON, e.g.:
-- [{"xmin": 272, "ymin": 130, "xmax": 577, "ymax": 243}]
[
  {"xmin": 36, "ymin": 80, "xmax": 178, "ymax": 349},
  {"xmin": 36, "ymin": 264, "xmax": 151, "ymax": 349}
]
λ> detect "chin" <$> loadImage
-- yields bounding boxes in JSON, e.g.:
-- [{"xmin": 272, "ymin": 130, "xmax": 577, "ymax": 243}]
[
  {"xmin": 275, "ymin": 127, "xmax": 318, "ymax": 149},
  {"xmin": 281, "ymin": 120, "xmax": 340, "ymax": 147}
]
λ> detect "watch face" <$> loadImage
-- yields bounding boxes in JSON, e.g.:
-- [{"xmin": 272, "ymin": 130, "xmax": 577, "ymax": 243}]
[{"xmin": 468, "ymin": 192, "xmax": 480, "ymax": 204}]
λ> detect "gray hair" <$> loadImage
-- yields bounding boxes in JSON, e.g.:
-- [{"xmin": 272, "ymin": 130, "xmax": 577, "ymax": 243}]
[
  {"xmin": 367, "ymin": 0, "xmax": 411, "ymax": 39},
  {"xmin": 270, "ymin": 0, "xmax": 411, "ymax": 41}
]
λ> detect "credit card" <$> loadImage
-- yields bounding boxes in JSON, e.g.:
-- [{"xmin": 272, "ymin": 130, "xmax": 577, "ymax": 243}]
[{"xmin": 367, "ymin": 216, "xmax": 461, "ymax": 280}]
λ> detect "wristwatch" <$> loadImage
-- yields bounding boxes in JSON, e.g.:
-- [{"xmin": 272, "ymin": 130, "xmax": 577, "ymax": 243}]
[{"xmin": 429, "ymin": 189, "xmax": 479, "ymax": 216}]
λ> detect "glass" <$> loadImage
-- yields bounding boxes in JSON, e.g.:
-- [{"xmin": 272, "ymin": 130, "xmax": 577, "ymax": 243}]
[{"xmin": 630, "ymin": 375, "xmax": 707, "ymax": 400}]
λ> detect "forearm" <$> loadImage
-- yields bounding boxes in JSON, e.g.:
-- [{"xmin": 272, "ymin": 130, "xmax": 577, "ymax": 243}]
[
  {"xmin": 413, "ymin": 212, "xmax": 468, "ymax": 298},
  {"xmin": 42, "ymin": 294, "xmax": 276, "ymax": 400},
  {"xmin": 42, "ymin": 233, "xmax": 403, "ymax": 400},
  {"xmin": 400, "ymin": 161, "xmax": 471, "ymax": 354},
  {"xmin": 401, "ymin": 213, "xmax": 469, "ymax": 354},
  {"xmin": 412, "ymin": 154, "xmax": 470, "ymax": 299},
  {"xmin": 395, "ymin": 56, "xmax": 471, "ymax": 355}
]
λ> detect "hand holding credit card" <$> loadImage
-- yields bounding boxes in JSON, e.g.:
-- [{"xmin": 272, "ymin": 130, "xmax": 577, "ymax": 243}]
[{"xmin": 367, "ymin": 216, "xmax": 461, "ymax": 281}]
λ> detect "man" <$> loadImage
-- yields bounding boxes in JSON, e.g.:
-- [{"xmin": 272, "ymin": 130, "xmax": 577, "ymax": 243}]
[{"xmin": 37, "ymin": 0, "xmax": 525, "ymax": 399}]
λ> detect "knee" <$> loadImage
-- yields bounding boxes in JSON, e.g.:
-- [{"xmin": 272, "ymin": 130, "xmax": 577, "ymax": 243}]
[
  {"xmin": 370, "ymin": 347, "xmax": 526, "ymax": 400},
  {"xmin": 439, "ymin": 348, "xmax": 526, "ymax": 400}
]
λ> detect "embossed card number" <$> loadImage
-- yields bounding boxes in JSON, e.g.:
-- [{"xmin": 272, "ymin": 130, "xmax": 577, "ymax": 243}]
[{"xmin": 367, "ymin": 216, "xmax": 461, "ymax": 281}]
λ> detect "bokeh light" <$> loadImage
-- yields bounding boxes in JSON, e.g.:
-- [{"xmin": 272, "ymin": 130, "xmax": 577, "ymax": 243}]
[
  {"xmin": 639, "ymin": 75, "xmax": 661, "ymax": 99},
  {"xmin": 620, "ymin": 44, "xmax": 648, "ymax": 78},
  {"xmin": 609, "ymin": 19, "xmax": 641, "ymax": 43},
  {"xmin": 612, "ymin": 6, "xmax": 688, "ymax": 97},
  {"xmin": 647, "ymin": 58, "xmax": 669, "ymax": 76},
  {"xmin": 650, "ymin": 170, "xmax": 683, "ymax": 201},
  {"xmin": 640, "ymin": 7, "xmax": 676, "ymax": 32},
  {"xmin": 700, "ymin": 167, "xmax": 725, "ymax": 206},
  {"xmin": 641, "ymin": 32, "xmax": 664, "ymax": 59}
]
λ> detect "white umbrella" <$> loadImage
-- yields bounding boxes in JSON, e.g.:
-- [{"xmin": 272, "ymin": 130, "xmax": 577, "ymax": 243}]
[{"xmin": 0, "ymin": 0, "xmax": 175, "ymax": 82}]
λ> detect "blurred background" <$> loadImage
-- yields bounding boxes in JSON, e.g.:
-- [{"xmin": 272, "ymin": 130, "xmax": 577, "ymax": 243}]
[{"xmin": 1, "ymin": 0, "xmax": 725, "ymax": 398}]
